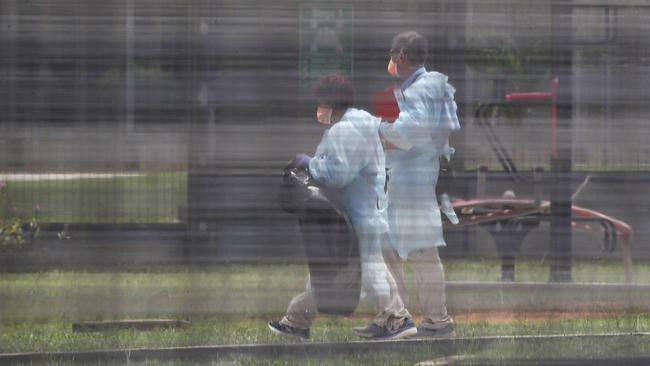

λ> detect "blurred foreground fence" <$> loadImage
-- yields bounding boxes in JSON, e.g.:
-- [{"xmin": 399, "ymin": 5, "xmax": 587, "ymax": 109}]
[{"xmin": 1, "ymin": 0, "xmax": 650, "ymax": 266}]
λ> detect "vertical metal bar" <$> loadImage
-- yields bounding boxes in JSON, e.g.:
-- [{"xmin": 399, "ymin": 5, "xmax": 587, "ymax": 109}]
[
  {"xmin": 125, "ymin": 0, "xmax": 134, "ymax": 132},
  {"xmin": 477, "ymin": 165, "xmax": 487, "ymax": 199},
  {"xmin": 549, "ymin": 0, "xmax": 574, "ymax": 283},
  {"xmin": 534, "ymin": 166, "xmax": 544, "ymax": 207},
  {"xmin": 6, "ymin": 0, "xmax": 17, "ymax": 128}
]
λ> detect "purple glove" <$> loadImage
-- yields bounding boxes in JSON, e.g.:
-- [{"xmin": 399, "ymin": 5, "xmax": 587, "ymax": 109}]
[{"xmin": 292, "ymin": 153, "xmax": 312, "ymax": 169}]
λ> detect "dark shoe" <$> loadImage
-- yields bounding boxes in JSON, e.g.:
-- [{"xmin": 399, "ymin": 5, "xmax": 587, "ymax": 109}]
[
  {"xmin": 268, "ymin": 320, "xmax": 309, "ymax": 340},
  {"xmin": 415, "ymin": 322, "xmax": 456, "ymax": 338},
  {"xmin": 353, "ymin": 318, "xmax": 417, "ymax": 340}
]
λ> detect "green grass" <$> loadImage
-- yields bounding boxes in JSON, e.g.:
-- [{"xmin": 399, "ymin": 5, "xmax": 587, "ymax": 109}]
[
  {"xmin": 0, "ymin": 264, "xmax": 309, "ymax": 322},
  {"xmin": 1, "ymin": 313, "xmax": 649, "ymax": 354},
  {"xmin": 3, "ymin": 172, "xmax": 186, "ymax": 224},
  {"xmin": 1, "ymin": 258, "xmax": 649, "ymax": 322},
  {"xmin": 2, "ymin": 259, "xmax": 650, "ymax": 363},
  {"xmin": 445, "ymin": 256, "xmax": 650, "ymax": 283},
  {"xmin": 2, "ymin": 316, "xmax": 650, "ymax": 365}
]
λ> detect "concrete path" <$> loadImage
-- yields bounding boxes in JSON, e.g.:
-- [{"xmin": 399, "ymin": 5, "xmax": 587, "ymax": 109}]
[{"xmin": 0, "ymin": 332, "xmax": 648, "ymax": 365}]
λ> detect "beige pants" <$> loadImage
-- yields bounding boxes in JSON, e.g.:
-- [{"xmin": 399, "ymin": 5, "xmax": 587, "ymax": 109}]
[
  {"xmin": 383, "ymin": 246, "xmax": 453, "ymax": 330},
  {"xmin": 280, "ymin": 264, "xmax": 410, "ymax": 330}
]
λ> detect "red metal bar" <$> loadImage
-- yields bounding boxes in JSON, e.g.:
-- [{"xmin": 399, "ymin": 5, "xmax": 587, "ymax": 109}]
[
  {"xmin": 550, "ymin": 77, "xmax": 559, "ymax": 159},
  {"xmin": 504, "ymin": 78, "xmax": 560, "ymax": 158},
  {"xmin": 505, "ymin": 92, "xmax": 553, "ymax": 102}
]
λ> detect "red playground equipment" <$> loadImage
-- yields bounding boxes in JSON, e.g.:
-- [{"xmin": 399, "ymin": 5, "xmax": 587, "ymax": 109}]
[{"xmin": 373, "ymin": 79, "xmax": 634, "ymax": 283}]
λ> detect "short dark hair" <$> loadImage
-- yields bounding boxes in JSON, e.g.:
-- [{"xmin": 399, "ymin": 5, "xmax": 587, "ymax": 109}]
[
  {"xmin": 313, "ymin": 74, "xmax": 355, "ymax": 111},
  {"xmin": 391, "ymin": 31, "xmax": 428, "ymax": 65}
]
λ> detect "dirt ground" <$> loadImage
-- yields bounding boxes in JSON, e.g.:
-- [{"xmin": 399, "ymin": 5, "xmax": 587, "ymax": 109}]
[
  {"xmin": 448, "ymin": 310, "xmax": 636, "ymax": 324},
  {"xmin": 348, "ymin": 310, "xmax": 640, "ymax": 325}
]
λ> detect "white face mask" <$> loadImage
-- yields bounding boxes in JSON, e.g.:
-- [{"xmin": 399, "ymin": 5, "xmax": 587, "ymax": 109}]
[{"xmin": 316, "ymin": 106, "xmax": 333, "ymax": 125}]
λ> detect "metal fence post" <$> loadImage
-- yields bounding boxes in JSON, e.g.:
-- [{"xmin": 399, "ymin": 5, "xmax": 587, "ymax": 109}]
[{"xmin": 477, "ymin": 165, "xmax": 488, "ymax": 199}]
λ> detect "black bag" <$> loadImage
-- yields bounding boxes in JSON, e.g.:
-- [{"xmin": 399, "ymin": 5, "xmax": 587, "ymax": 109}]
[{"xmin": 278, "ymin": 164, "xmax": 361, "ymax": 316}]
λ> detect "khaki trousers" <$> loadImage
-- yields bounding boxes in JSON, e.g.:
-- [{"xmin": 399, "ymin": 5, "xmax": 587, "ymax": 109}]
[
  {"xmin": 382, "ymin": 246, "xmax": 453, "ymax": 330},
  {"xmin": 280, "ymin": 263, "xmax": 410, "ymax": 330}
]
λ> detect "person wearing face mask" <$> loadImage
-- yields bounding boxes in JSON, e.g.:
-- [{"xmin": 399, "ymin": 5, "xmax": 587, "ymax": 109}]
[
  {"xmin": 269, "ymin": 74, "xmax": 415, "ymax": 341},
  {"xmin": 356, "ymin": 31, "xmax": 461, "ymax": 339}
]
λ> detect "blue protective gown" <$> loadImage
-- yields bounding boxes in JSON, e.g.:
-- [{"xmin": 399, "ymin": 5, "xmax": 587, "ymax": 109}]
[
  {"xmin": 379, "ymin": 70, "xmax": 461, "ymax": 259},
  {"xmin": 308, "ymin": 108, "xmax": 390, "ymax": 297}
]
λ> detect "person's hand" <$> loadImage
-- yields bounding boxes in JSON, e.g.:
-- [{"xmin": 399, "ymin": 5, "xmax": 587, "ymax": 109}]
[
  {"xmin": 382, "ymin": 140, "xmax": 400, "ymax": 150},
  {"xmin": 380, "ymin": 137, "xmax": 399, "ymax": 150},
  {"xmin": 292, "ymin": 153, "xmax": 312, "ymax": 169}
]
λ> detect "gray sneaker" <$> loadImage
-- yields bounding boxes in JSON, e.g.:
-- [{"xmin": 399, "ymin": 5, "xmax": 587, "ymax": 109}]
[
  {"xmin": 353, "ymin": 318, "xmax": 417, "ymax": 340},
  {"xmin": 353, "ymin": 324, "xmax": 375, "ymax": 338},
  {"xmin": 414, "ymin": 322, "xmax": 456, "ymax": 338}
]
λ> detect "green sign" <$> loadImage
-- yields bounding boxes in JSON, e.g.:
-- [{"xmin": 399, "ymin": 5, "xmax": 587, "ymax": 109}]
[{"xmin": 299, "ymin": 5, "xmax": 354, "ymax": 86}]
